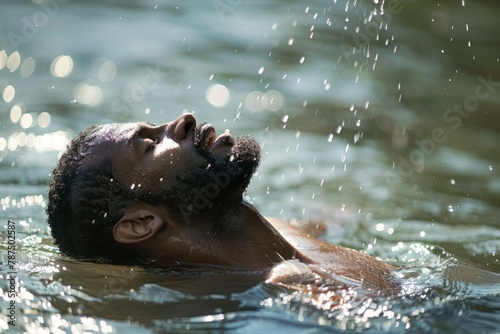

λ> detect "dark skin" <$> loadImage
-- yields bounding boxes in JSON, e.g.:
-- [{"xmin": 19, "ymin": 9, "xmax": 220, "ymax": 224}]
[{"xmin": 85, "ymin": 114, "xmax": 398, "ymax": 294}]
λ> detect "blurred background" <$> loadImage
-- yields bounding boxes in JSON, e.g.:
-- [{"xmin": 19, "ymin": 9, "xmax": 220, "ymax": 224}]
[{"xmin": 1, "ymin": 0, "xmax": 499, "ymax": 333}]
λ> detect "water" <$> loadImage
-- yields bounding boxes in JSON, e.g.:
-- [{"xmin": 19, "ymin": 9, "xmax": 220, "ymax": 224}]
[{"xmin": 1, "ymin": 0, "xmax": 499, "ymax": 332}]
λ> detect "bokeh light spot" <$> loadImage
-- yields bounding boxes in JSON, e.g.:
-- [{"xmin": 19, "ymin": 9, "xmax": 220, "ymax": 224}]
[
  {"xmin": 37, "ymin": 112, "xmax": 51, "ymax": 128},
  {"xmin": 10, "ymin": 104, "xmax": 23, "ymax": 123},
  {"xmin": 244, "ymin": 91, "xmax": 267, "ymax": 112},
  {"xmin": 0, "ymin": 137, "xmax": 6, "ymax": 151},
  {"xmin": 73, "ymin": 82, "xmax": 103, "ymax": 106},
  {"xmin": 98, "ymin": 60, "xmax": 117, "ymax": 82},
  {"xmin": 8, "ymin": 136, "xmax": 18, "ymax": 151},
  {"xmin": 2, "ymin": 85, "xmax": 15, "ymax": 103},
  {"xmin": 20, "ymin": 57, "xmax": 36, "ymax": 78},
  {"xmin": 263, "ymin": 90, "xmax": 284, "ymax": 111},
  {"xmin": 7, "ymin": 51, "xmax": 21, "ymax": 72},
  {"xmin": 0, "ymin": 50, "xmax": 7, "ymax": 70},
  {"xmin": 20, "ymin": 113, "xmax": 34, "ymax": 129},
  {"xmin": 206, "ymin": 84, "xmax": 230, "ymax": 108},
  {"xmin": 51, "ymin": 55, "xmax": 74, "ymax": 78}
]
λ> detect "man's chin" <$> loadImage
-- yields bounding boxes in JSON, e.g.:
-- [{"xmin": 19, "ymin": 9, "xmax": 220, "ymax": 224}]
[{"xmin": 230, "ymin": 135, "xmax": 261, "ymax": 167}]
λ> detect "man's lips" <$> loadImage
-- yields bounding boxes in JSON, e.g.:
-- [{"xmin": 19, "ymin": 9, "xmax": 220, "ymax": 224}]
[
  {"xmin": 195, "ymin": 123, "xmax": 235, "ymax": 152},
  {"xmin": 199, "ymin": 123, "xmax": 216, "ymax": 149}
]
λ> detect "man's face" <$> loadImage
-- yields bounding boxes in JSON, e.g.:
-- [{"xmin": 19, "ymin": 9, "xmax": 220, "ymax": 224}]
[{"xmin": 87, "ymin": 113, "xmax": 261, "ymax": 219}]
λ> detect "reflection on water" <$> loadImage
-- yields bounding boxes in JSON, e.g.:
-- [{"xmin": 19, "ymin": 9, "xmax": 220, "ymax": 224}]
[{"xmin": 1, "ymin": 0, "xmax": 499, "ymax": 333}]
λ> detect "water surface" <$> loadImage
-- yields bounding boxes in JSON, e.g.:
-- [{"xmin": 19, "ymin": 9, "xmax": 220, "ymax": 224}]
[{"xmin": 1, "ymin": 0, "xmax": 499, "ymax": 333}]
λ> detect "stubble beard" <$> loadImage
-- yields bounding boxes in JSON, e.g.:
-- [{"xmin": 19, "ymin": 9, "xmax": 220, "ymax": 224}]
[{"xmin": 138, "ymin": 135, "xmax": 261, "ymax": 221}]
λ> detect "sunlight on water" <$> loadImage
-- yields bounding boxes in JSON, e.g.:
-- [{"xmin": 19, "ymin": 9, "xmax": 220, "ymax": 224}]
[{"xmin": 0, "ymin": 0, "xmax": 499, "ymax": 332}]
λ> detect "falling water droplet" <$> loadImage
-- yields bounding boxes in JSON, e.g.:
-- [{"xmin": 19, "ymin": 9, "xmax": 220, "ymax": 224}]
[
  {"xmin": 450, "ymin": 178, "xmax": 455, "ymax": 185},
  {"xmin": 327, "ymin": 133, "xmax": 334, "ymax": 142},
  {"xmin": 447, "ymin": 205, "xmax": 454, "ymax": 212}
]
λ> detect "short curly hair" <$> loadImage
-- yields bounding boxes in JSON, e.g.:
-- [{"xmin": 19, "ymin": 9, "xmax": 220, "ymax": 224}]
[{"xmin": 46, "ymin": 125, "xmax": 138, "ymax": 264}]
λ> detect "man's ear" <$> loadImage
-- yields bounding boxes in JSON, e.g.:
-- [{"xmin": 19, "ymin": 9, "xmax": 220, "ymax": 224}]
[{"xmin": 113, "ymin": 209, "xmax": 164, "ymax": 245}]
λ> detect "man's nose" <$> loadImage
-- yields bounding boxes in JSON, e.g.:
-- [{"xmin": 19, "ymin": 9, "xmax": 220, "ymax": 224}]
[{"xmin": 172, "ymin": 113, "xmax": 196, "ymax": 141}]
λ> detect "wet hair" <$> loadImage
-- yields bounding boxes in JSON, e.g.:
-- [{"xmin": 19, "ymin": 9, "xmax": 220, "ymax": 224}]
[{"xmin": 46, "ymin": 125, "xmax": 138, "ymax": 264}]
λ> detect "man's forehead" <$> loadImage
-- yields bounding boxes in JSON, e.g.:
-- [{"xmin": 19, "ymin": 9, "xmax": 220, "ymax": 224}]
[
  {"xmin": 93, "ymin": 122, "xmax": 144, "ymax": 143},
  {"xmin": 79, "ymin": 122, "xmax": 143, "ymax": 171}
]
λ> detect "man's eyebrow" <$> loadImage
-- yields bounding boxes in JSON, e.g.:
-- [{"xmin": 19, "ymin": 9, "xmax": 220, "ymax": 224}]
[{"xmin": 127, "ymin": 122, "xmax": 156, "ymax": 145}]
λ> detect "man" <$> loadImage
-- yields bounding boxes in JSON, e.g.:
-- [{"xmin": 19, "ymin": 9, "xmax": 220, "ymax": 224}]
[{"xmin": 47, "ymin": 113, "xmax": 399, "ymax": 295}]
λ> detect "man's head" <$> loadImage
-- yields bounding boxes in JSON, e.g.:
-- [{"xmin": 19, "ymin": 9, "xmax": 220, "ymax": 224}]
[{"xmin": 47, "ymin": 113, "xmax": 261, "ymax": 265}]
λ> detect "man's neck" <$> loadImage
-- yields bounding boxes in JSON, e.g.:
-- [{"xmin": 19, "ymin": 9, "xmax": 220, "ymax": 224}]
[{"xmin": 191, "ymin": 198, "xmax": 299, "ymax": 268}]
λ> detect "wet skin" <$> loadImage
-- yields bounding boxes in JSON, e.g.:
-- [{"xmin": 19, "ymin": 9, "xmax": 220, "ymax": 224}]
[{"xmin": 85, "ymin": 114, "xmax": 398, "ymax": 293}]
